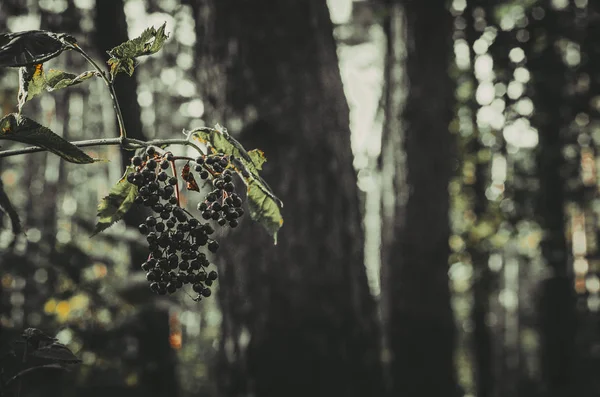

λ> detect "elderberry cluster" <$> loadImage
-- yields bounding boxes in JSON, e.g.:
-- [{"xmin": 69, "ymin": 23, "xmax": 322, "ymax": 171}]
[
  {"xmin": 194, "ymin": 154, "xmax": 245, "ymax": 228},
  {"xmin": 129, "ymin": 147, "xmax": 220, "ymax": 301}
]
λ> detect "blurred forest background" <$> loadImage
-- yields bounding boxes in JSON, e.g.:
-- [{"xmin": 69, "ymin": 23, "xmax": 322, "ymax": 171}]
[{"xmin": 0, "ymin": 0, "xmax": 599, "ymax": 396}]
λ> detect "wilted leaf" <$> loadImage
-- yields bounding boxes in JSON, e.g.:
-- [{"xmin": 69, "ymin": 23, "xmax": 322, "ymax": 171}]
[
  {"xmin": 0, "ymin": 113, "xmax": 96, "ymax": 164},
  {"xmin": 181, "ymin": 163, "xmax": 199, "ymax": 192},
  {"xmin": 108, "ymin": 57, "xmax": 135, "ymax": 78},
  {"xmin": 17, "ymin": 64, "xmax": 44, "ymax": 111},
  {"xmin": 187, "ymin": 124, "xmax": 284, "ymax": 243},
  {"xmin": 0, "ymin": 177, "xmax": 22, "ymax": 245},
  {"xmin": 17, "ymin": 64, "xmax": 97, "ymax": 110},
  {"xmin": 31, "ymin": 342, "xmax": 81, "ymax": 364},
  {"xmin": 107, "ymin": 23, "xmax": 169, "ymax": 79},
  {"xmin": 93, "ymin": 165, "xmax": 138, "ymax": 235}
]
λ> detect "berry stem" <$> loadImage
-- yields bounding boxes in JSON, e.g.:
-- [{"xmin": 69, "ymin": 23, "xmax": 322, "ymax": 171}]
[{"xmin": 170, "ymin": 160, "xmax": 181, "ymax": 207}]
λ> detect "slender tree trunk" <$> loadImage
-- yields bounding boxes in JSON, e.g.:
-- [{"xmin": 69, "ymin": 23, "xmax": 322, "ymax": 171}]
[
  {"xmin": 463, "ymin": 3, "xmax": 494, "ymax": 396},
  {"xmin": 93, "ymin": 3, "xmax": 179, "ymax": 397},
  {"xmin": 94, "ymin": 0, "xmax": 149, "ymax": 269},
  {"xmin": 385, "ymin": 1, "xmax": 459, "ymax": 396},
  {"xmin": 194, "ymin": 2, "xmax": 384, "ymax": 397},
  {"xmin": 527, "ymin": 4, "xmax": 578, "ymax": 396}
]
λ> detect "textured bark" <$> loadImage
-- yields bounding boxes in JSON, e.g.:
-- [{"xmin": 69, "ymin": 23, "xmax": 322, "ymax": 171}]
[
  {"xmin": 385, "ymin": 1, "xmax": 458, "ymax": 396},
  {"xmin": 194, "ymin": 2, "xmax": 383, "ymax": 397}
]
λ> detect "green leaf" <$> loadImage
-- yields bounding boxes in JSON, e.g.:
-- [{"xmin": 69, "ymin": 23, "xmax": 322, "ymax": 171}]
[
  {"xmin": 17, "ymin": 65, "xmax": 97, "ymax": 110},
  {"xmin": 107, "ymin": 23, "xmax": 169, "ymax": 79},
  {"xmin": 108, "ymin": 57, "xmax": 135, "ymax": 78},
  {"xmin": 189, "ymin": 124, "xmax": 263, "ymax": 176},
  {"xmin": 0, "ymin": 113, "xmax": 96, "ymax": 164},
  {"xmin": 247, "ymin": 180, "xmax": 283, "ymax": 244},
  {"xmin": 45, "ymin": 69, "xmax": 97, "ymax": 90},
  {"xmin": 247, "ymin": 149, "xmax": 266, "ymax": 171},
  {"xmin": 187, "ymin": 124, "xmax": 284, "ymax": 243},
  {"xmin": 93, "ymin": 165, "xmax": 138, "ymax": 235}
]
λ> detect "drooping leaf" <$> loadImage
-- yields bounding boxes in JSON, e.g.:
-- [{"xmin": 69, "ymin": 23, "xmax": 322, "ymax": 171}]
[
  {"xmin": 31, "ymin": 342, "xmax": 82, "ymax": 364},
  {"xmin": 0, "ymin": 30, "xmax": 75, "ymax": 68},
  {"xmin": 0, "ymin": 113, "xmax": 96, "ymax": 164},
  {"xmin": 0, "ymin": 177, "xmax": 22, "ymax": 245},
  {"xmin": 93, "ymin": 165, "xmax": 139, "ymax": 235},
  {"xmin": 45, "ymin": 69, "xmax": 97, "ymax": 90},
  {"xmin": 107, "ymin": 23, "xmax": 169, "ymax": 79},
  {"xmin": 247, "ymin": 180, "xmax": 283, "ymax": 244},
  {"xmin": 17, "ymin": 64, "xmax": 97, "ymax": 110},
  {"xmin": 181, "ymin": 163, "xmax": 199, "ymax": 192},
  {"xmin": 187, "ymin": 124, "xmax": 284, "ymax": 243},
  {"xmin": 190, "ymin": 124, "xmax": 260, "ymax": 174}
]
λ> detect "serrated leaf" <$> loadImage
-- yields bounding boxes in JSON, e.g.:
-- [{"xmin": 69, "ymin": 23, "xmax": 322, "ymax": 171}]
[
  {"xmin": 247, "ymin": 180, "xmax": 283, "ymax": 244},
  {"xmin": 108, "ymin": 57, "xmax": 135, "ymax": 78},
  {"xmin": 0, "ymin": 113, "xmax": 96, "ymax": 164},
  {"xmin": 93, "ymin": 165, "xmax": 138, "ymax": 235},
  {"xmin": 107, "ymin": 23, "xmax": 168, "ymax": 79},
  {"xmin": 17, "ymin": 64, "xmax": 97, "ymax": 110},
  {"xmin": 187, "ymin": 124, "xmax": 283, "ymax": 243}
]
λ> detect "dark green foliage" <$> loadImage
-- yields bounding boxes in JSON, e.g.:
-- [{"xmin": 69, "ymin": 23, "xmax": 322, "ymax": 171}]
[
  {"xmin": 0, "ymin": 30, "xmax": 74, "ymax": 67},
  {"xmin": 0, "ymin": 113, "xmax": 97, "ymax": 164}
]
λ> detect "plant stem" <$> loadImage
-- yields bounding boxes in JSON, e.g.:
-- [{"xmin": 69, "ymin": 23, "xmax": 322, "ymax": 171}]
[
  {"xmin": 0, "ymin": 138, "xmax": 205, "ymax": 159},
  {"xmin": 69, "ymin": 44, "xmax": 127, "ymax": 139},
  {"xmin": 0, "ymin": 138, "xmax": 124, "ymax": 158}
]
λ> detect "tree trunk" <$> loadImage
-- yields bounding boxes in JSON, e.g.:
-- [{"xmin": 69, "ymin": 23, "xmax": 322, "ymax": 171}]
[
  {"xmin": 194, "ymin": 2, "xmax": 384, "ymax": 397},
  {"xmin": 527, "ymin": 4, "xmax": 578, "ymax": 396},
  {"xmin": 384, "ymin": 1, "xmax": 459, "ymax": 396}
]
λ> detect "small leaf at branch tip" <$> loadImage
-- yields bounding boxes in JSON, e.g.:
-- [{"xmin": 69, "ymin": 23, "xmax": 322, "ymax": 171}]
[{"xmin": 106, "ymin": 22, "xmax": 169, "ymax": 79}]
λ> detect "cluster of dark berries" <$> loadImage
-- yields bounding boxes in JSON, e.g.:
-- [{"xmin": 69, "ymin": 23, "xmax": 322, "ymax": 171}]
[
  {"xmin": 194, "ymin": 154, "xmax": 245, "ymax": 228},
  {"xmin": 129, "ymin": 147, "xmax": 220, "ymax": 301}
]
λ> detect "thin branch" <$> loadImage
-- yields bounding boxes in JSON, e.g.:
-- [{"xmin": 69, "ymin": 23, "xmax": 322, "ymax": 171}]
[
  {"xmin": 0, "ymin": 138, "xmax": 205, "ymax": 159},
  {"xmin": 0, "ymin": 138, "xmax": 124, "ymax": 158}
]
